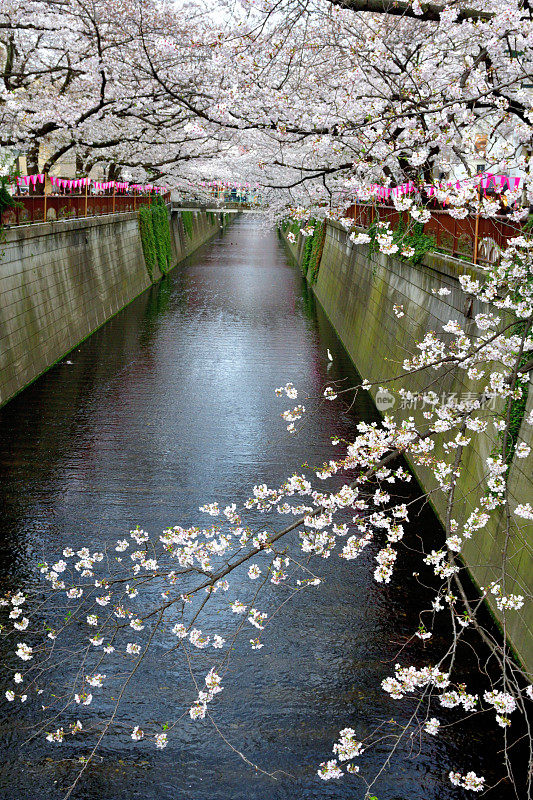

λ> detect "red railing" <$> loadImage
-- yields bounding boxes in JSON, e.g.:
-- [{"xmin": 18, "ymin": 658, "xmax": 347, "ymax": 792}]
[
  {"xmin": 1, "ymin": 192, "xmax": 171, "ymax": 227},
  {"xmin": 347, "ymin": 203, "xmax": 523, "ymax": 265}
]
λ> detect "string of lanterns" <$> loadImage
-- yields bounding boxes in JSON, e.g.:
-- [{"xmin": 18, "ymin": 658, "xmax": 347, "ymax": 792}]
[
  {"xmin": 12, "ymin": 172, "xmax": 523, "ymax": 198},
  {"xmin": 350, "ymin": 172, "xmax": 523, "ymax": 202},
  {"xmin": 14, "ymin": 175, "xmax": 169, "ymax": 194}
]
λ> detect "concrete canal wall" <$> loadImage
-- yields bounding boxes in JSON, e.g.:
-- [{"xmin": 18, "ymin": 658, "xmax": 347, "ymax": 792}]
[
  {"xmin": 170, "ymin": 209, "xmax": 225, "ymax": 263},
  {"xmin": 282, "ymin": 221, "xmax": 533, "ymax": 674},
  {"xmin": 0, "ymin": 209, "xmax": 227, "ymax": 408}
]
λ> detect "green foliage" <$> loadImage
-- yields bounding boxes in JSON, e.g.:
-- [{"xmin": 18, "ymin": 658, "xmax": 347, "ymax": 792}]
[
  {"xmin": 364, "ymin": 219, "xmax": 380, "ymax": 258},
  {"xmin": 490, "ymin": 323, "xmax": 531, "ymax": 471},
  {"xmin": 523, "ymin": 213, "xmax": 533, "ymax": 232},
  {"xmin": 505, "ymin": 385, "xmax": 529, "ymax": 466},
  {"xmin": 301, "ymin": 226, "xmax": 315, "ymax": 276},
  {"xmin": 307, "ymin": 221, "xmax": 326, "ymax": 284},
  {"xmin": 0, "ymin": 177, "xmax": 22, "ymax": 262},
  {"xmin": 502, "ymin": 344, "xmax": 531, "ymax": 467},
  {"xmin": 280, "ymin": 218, "xmax": 326, "ymax": 283},
  {"xmin": 151, "ymin": 200, "xmax": 172, "ymax": 274},
  {"xmin": 280, "ymin": 218, "xmax": 300, "ymax": 236},
  {"xmin": 181, "ymin": 209, "xmax": 194, "ymax": 238},
  {"xmin": 395, "ymin": 219, "xmax": 435, "ymax": 264},
  {"xmin": 139, "ymin": 198, "xmax": 172, "ymax": 279},
  {"xmin": 58, "ymin": 207, "xmax": 76, "ymax": 220},
  {"xmin": 364, "ymin": 214, "xmax": 435, "ymax": 265},
  {"xmin": 139, "ymin": 205, "xmax": 157, "ymax": 280},
  {"xmin": 0, "ymin": 178, "xmax": 20, "ymax": 217}
]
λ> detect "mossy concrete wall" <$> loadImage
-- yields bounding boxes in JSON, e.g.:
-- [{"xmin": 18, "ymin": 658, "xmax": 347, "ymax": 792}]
[
  {"xmin": 0, "ymin": 209, "xmax": 224, "ymax": 408},
  {"xmin": 282, "ymin": 221, "xmax": 533, "ymax": 674},
  {"xmin": 170, "ymin": 209, "xmax": 228, "ymax": 263}
]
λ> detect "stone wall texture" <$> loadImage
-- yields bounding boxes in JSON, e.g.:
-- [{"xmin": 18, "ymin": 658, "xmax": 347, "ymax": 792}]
[
  {"xmin": 0, "ymin": 209, "xmax": 224, "ymax": 408},
  {"xmin": 170, "ymin": 208, "xmax": 227, "ymax": 263},
  {"xmin": 283, "ymin": 221, "xmax": 533, "ymax": 674}
]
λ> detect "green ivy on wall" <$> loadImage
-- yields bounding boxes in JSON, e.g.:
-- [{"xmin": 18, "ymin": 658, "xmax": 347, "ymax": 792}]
[
  {"xmin": 138, "ymin": 199, "xmax": 172, "ymax": 281},
  {"xmin": 181, "ymin": 209, "xmax": 194, "ymax": 238},
  {"xmin": 280, "ymin": 217, "xmax": 326, "ymax": 284},
  {"xmin": 502, "ymin": 333, "xmax": 531, "ymax": 467},
  {"xmin": 301, "ymin": 223, "xmax": 316, "ymax": 277},
  {"xmin": 139, "ymin": 205, "xmax": 157, "ymax": 280},
  {"xmin": 0, "ymin": 180, "xmax": 20, "ymax": 219},
  {"xmin": 0, "ymin": 177, "xmax": 22, "ymax": 261},
  {"xmin": 505, "ymin": 378, "xmax": 530, "ymax": 466},
  {"xmin": 365, "ymin": 215, "xmax": 435, "ymax": 265},
  {"xmin": 152, "ymin": 202, "xmax": 172, "ymax": 274},
  {"xmin": 395, "ymin": 219, "xmax": 435, "ymax": 264},
  {"xmin": 307, "ymin": 221, "xmax": 326, "ymax": 284}
]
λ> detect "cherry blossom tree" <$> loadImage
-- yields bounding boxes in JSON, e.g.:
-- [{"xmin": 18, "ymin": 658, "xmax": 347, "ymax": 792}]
[
  {"xmin": 0, "ymin": 0, "xmax": 231, "ymax": 183},
  {"xmin": 152, "ymin": 0, "xmax": 529, "ymax": 219}
]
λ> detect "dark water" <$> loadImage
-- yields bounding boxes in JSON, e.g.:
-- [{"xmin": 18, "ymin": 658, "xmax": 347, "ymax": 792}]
[{"xmin": 0, "ymin": 216, "xmax": 513, "ymax": 799}]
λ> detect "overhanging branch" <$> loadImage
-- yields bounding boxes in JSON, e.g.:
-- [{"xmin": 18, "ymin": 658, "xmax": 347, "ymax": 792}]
[{"xmin": 326, "ymin": 0, "xmax": 493, "ymax": 23}]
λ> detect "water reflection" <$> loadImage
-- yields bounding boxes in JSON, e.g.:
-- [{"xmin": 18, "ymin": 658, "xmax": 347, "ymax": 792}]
[{"xmin": 0, "ymin": 216, "xmax": 512, "ymax": 799}]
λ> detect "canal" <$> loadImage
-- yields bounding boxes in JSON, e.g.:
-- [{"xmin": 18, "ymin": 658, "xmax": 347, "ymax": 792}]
[{"xmin": 0, "ymin": 215, "xmax": 512, "ymax": 799}]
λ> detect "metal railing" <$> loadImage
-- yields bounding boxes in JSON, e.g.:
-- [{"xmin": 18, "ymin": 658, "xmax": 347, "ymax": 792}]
[
  {"xmin": 348, "ymin": 203, "xmax": 524, "ymax": 265},
  {"xmin": 1, "ymin": 192, "xmax": 171, "ymax": 227}
]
